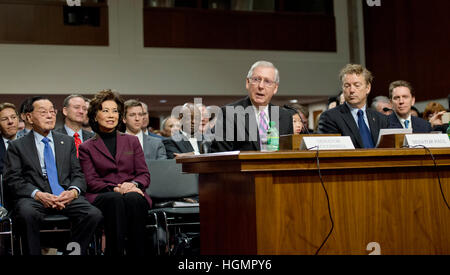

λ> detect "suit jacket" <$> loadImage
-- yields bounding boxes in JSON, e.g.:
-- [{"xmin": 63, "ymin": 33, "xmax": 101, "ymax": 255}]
[
  {"xmin": 143, "ymin": 134, "xmax": 167, "ymax": 165},
  {"xmin": 4, "ymin": 131, "xmax": 86, "ymax": 203},
  {"xmin": 0, "ymin": 138, "xmax": 5, "ymax": 175},
  {"xmin": 387, "ymin": 113, "xmax": 432, "ymax": 133},
  {"xmin": 210, "ymin": 96, "xmax": 294, "ymax": 152},
  {"xmin": 54, "ymin": 126, "xmax": 95, "ymax": 142},
  {"xmin": 78, "ymin": 132, "xmax": 151, "ymax": 207},
  {"xmin": 317, "ymin": 104, "xmax": 389, "ymax": 148},
  {"xmin": 163, "ymin": 131, "xmax": 202, "ymax": 159}
]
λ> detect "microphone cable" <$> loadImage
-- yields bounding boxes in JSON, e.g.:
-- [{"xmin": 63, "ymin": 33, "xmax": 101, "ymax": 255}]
[
  {"xmin": 407, "ymin": 145, "xmax": 450, "ymax": 210},
  {"xmin": 307, "ymin": 146, "xmax": 335, "ymax": 255}
]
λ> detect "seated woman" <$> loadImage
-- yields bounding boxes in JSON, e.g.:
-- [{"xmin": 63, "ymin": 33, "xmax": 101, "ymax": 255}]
[
  {"xmin": 79, "ymin": 90, "xmax": 151, "ymax": 256},
  {"xmin": 422, "ymin": 102, "xmax": 448, "ymax": 132}
]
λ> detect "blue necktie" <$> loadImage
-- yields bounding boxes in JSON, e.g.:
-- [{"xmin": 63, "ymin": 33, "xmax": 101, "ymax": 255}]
[
  {"xmin": 357, "ymin": 110, "xmax": 374, "ymax": 148},
  {"xmin": 404, "ymin": 120, "xmax": 410, "ymax": 129},
  {"xmin": 42, "ymin": 137, "xmax": 64, "ymax": 196}
]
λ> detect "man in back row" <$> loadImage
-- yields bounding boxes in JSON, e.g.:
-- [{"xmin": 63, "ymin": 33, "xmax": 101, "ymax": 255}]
[
  {"xmin": 387, "ymin": 80, "xmax": 432, "ymax": 133},
  {"xmin": 317, "ymin": 64, "xmax": 389, "ymax": 148},
  {"xmin": 55, "ymin": 95, "xmax": 94, "ymax": 157}
]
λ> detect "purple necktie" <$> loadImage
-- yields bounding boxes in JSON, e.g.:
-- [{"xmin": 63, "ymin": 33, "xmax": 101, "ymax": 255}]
[{"xmin": 259, "ymin": 110, "xmax": 268, "ymax": 146}]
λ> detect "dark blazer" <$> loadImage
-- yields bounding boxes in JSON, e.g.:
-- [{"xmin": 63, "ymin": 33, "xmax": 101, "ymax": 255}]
[
  {"xmin": 4, "ymin": 131, "xmax": 86, "ymax": 202},
  {"xmin": 54, "ymin": 126, "xmax": 95, "ymax": 142},
  {"xmin": 163, "ymin": 131, "xmax": 200, "ymax": 159},
  {"xmin": 317, "ymin": 103, "xmax": 389, "ymax": 148},
  {"xmin": 78, "ymin": 132, "xmax": 151, "ymax": 207},
  {"xmin": 210, "ymin": 96, "xmax": 294, "ymax": 152},
  {"xmin": 0, "ymin": 138, "xmax": 5, "ymax": 175},
  {"xmin": 387, "ymin": 113, "xmax": 432, "ymax": 133}
]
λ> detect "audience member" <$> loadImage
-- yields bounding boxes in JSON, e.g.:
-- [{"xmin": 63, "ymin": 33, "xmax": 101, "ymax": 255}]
[
  {"xmin": 16, "ymin": 98, "xmax": 33, "ymax": 138},
  {"xmin": 161, "ymin": 116, "xmax": 181, "ymax": 138},
  {"xmin": 141, "ymin": 101, "xmax": 164, "ymax": 139},
  {"xmin": 387, "ymin": 80, "xmax": 432, "ymax": 133},
  {"xmin": 163, "ymin": 102, "xmax": 210, "ymax": 158},
  {"xmin": 410, "ymin": 106, "xmax": 420, "ymax": 117},
  {"xmin": 123, "ymin": 99, "xmax": 167, "ymax": 164},
  {"xmin": 317, "ymin": 64, "xmax": 388, "ymax": 148},
  {"xmin": 78, "ymin": 90, "xmax": 150, "ymax": 256},
  {"xmin": 0, "ymin": 103, "xmax": 20, "ymax": 174},
  {"xmin": 371, "ymin": 95, "xmax": 393, "ymax": 115},
  {"xmin": 285, "ymin": 103, "xmax": 311, "ymax": 134},
  {"xmin": 54, "ymin": 95, "xmax": 94, "ymax": 157},
  {"xmin": 4, "ymin": 96, "xmax": 102, "ymax": 255},
  {"xmin": 422, "ymin": 101, "xmax": 447, "ymax": 132},
  {"xmin": 210, "ymin": 60, "xmax": 293, "ymax": 152},
  {"xmin": 82, "ymin": 97, "xmax": 93, "ymax": 133}
]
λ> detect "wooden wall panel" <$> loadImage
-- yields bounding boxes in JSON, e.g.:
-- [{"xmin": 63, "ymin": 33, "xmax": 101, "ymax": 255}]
[
  {"xmin": 144, "ymin": 8, "xmax": 336, "ymax": 51},
  {"xmin": 364, "ymin": 0, "xmax": 450, "ymax": 102}
]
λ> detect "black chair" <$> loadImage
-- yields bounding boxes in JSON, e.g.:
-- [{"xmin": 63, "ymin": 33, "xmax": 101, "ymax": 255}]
[
  {"xmin": 0, "ymin": 174, "xmax": 14, "ymax": 255},
  {"xmin": 146, "ymin": 159, "xmax": 200, "ymax": 255}
]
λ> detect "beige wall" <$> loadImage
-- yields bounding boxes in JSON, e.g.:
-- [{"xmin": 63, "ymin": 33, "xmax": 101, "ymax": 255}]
[{"xmin": 0, "ymin": 0, "xmax": 352, "ymax": 98}]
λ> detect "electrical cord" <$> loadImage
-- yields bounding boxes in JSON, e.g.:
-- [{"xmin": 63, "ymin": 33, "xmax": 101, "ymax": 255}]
[
  {"xmin": 307, "ymin": 146, "xmax": 335, "ymax": 255},
  {"xmin": 406, "ymin": 145, "xmax": 450, "ymax": 210}
]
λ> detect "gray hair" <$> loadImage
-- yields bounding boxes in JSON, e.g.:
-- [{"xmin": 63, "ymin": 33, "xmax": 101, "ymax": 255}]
[
  {"xmin": 371, "ymin": 96, "xmax": 391, "ymax": 109},
  {"xmin": 63, "ymin": 94, "xmax": 86, "ymax": 108},
  {"xmin": 246, "ymin": 61, "xmax": 280, "ymax": 84}
]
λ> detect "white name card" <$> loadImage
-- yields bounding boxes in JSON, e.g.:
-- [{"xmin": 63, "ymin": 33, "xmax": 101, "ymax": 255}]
[
  {"xmin": 404, "ymin": 134, "xmax": 450, "ymax": 148},
  {"xmin": 300, "ymin": 136, "xmax": 355, "ymax": 150}
]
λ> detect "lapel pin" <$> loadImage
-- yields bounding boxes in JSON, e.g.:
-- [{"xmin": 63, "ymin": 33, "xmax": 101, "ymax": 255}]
[{"xmin": 61, "ymin": 141, "xmax": 64, "ymax": 144}]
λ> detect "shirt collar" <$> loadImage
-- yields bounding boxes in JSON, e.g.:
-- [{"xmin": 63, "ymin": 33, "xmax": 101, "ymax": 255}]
[{"xmin": 34, "ymin": 130, "xmax": 54, "ymax": 144}]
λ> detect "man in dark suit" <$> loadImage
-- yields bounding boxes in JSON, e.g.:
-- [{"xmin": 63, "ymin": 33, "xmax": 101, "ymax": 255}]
[
  {"xmin": 54, "ymin": 95, "xmax": 94, "ymax": 157},
  {"xmin": 211, "ymin": 60, "xmax": 293, "ymax": 152},
  {"xmin": 317, "ymin": 64, "xmax": 389, "ymax": 148},
  {"xmin": 0, "ymin": 103, "xmax": 20, "ymax": 174},
  {"xmin": 164, "ymin": 103, "xmax": 213, "ymax": 158},
  {"xmin": 123, "ymin": 99, "xmax": 167, "ymax": 165},
  {"xmin": 4, "ymin": 96, "xmax": 102, "ymax": 255},
  {"xmin": 387, "ymin": 80, "xmax": 432, "ymax": 133}
]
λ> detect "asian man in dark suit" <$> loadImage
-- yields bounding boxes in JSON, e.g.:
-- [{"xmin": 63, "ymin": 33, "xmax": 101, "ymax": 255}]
[
  {"xmin": 210, "ymin": 60, "xmax": 293, "ymax": 152},
  {"xmin": 317, "ymin": 64, "xmax": 389, "ymax": 148},
  {"xmin": 387, "ymin": 80, "xmax": 432, "ymax": 133},
  {"xmin": 54, "ymin": 95, "xmax": 94, "ymax": 157},
  {"xmin": 4, "ymin": 96, "xmax": 102, "ymax": 255}
]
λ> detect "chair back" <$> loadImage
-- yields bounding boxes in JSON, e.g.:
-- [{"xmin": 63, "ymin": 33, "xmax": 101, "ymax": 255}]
[{"xmin": 146, "ymin": 159, "xmax": 199, "ymax": 200}]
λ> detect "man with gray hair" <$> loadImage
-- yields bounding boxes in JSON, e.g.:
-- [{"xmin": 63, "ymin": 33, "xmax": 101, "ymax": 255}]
[
  {"xmin": 211, "ymin": 60, "xmax": 293, "ymax": 152},
  {"xmin": 55, "ymin": 95, "xmax": 94, "ymax": 157},
  {"xmin": 371, "ymin": 95, "xmax": 393, "ymax": 115}
]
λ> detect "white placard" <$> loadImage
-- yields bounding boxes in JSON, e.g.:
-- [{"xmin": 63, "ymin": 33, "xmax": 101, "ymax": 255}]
[
  {"xmin": 300, "ymin": 136, "xmax": 355, "ymax": 150},
  {"xmin": 404, "ymin": 134, "xmax": 450, "ymax": 148}
]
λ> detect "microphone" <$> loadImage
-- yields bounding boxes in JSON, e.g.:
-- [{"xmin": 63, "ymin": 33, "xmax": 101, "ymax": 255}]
[
  {"xmin": 383, "ymin": 107, "xmax": 392, "ymax": 113},
  {"xmin": 284, "ymin": 105, "xmax": 311, "ymax": 135}
]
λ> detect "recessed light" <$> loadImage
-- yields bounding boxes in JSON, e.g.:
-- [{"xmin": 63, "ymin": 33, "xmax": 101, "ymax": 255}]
[{"xmin": 289, "ymin": 99, "xmax": 298, "ymax": 104}]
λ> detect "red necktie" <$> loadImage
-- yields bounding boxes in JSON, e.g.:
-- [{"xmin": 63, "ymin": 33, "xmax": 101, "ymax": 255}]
[{"xmin": 73, "ymin": 132, "xmax": 82, "ymax": 158}]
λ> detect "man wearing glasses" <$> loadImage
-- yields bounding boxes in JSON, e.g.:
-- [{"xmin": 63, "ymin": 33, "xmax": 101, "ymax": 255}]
[
  {"xmin": 317, "ymin": 64, "xmax": 389, "ymax": 148},
  {"xmin": 211, "ymin": 60, "xmax": 294, "ymax": 152},
  {"xmin": 4, "ymin": 96, "xmax": 102, "ymax": 255}
]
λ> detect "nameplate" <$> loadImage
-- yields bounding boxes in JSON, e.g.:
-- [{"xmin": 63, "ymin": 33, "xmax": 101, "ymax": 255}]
[
  {"xmin": 300, "ymin": 136, "xmax": 355, "ymax": 150},
  {"xmin": 404, "ymin": 134, "xmax": 450, "ymax": 148}
]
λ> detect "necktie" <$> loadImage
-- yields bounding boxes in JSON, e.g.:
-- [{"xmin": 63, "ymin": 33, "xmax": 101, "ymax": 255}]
[
  {"xmin": 404, "ymin": 120, "xmax": 410, "ymax": 129},
  {"xmin": 73, "ymin": 132, "xmax": 82, "ymax": 158},
  {"xmin": 259, "ymin": 110, "xmax": 268, "ymax": 148},
  {"xmin": 357, "ymin": 110, "xmax": 374, "ymax": 148},
  {"xmin": 42, "ymin": 137, "xmax": 64, "ymax": 196}
]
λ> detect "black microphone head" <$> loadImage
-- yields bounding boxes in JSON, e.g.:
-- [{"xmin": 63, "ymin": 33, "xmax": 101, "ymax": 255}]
[{"xmin": 382, "ymin": 107, "xmax": 392, "ymax": 112}]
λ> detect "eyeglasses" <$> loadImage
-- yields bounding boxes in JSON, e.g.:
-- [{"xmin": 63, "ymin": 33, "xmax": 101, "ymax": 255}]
[
  {"xmin": 34, "ymin": 109, "xmax": 57, "ymax": 117},
  {"xmin": 248, "ymin": 77, "xmax": 277, "ymax": 87}
]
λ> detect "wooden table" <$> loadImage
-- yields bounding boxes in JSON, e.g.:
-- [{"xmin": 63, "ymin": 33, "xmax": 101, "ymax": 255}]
[{"xmin": 177, "ymin": 149, "xmax": 450, "ymax": 255}]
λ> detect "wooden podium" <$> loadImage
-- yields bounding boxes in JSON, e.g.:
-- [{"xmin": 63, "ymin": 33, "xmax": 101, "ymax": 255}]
[{"xmin": 177, "ymin": 149, "xmax": 450, "ymax": 255}]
